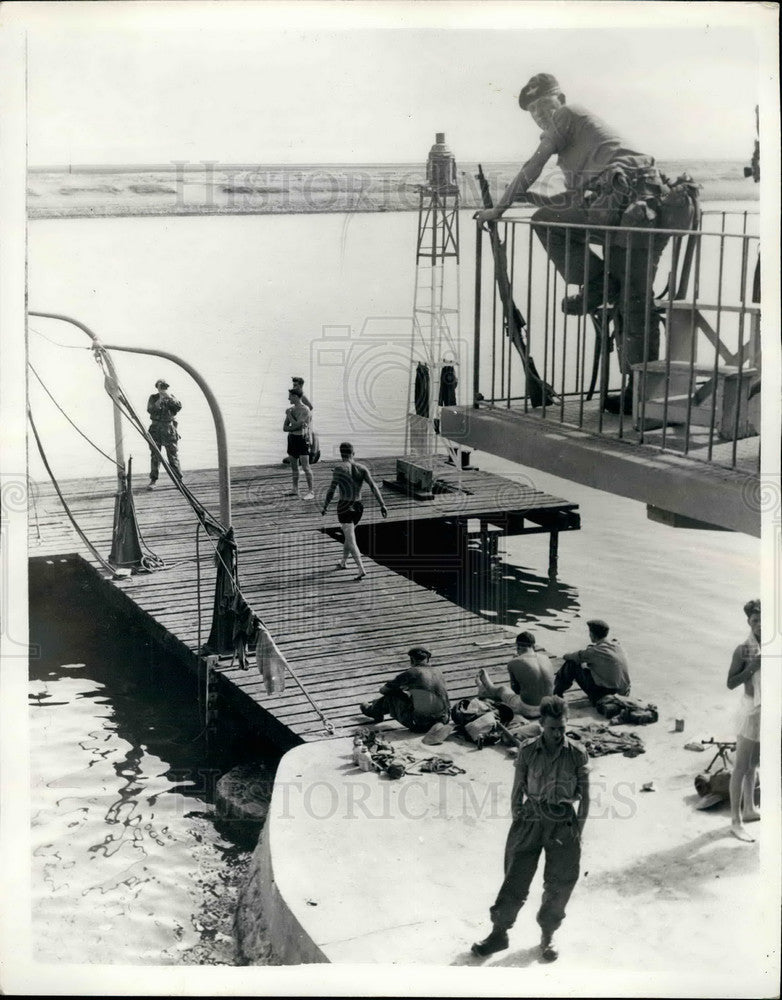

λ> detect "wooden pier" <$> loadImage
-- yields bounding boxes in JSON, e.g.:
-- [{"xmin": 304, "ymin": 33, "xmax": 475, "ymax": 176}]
[{"xmin": 28, "ymin": 454, "xmax": 580, "ymax": 749}]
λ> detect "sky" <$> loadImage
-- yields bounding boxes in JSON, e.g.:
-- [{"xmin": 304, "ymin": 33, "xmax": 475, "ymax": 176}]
[{"xmin": 14, "ymin": 1, "xmax": 774, "ymax": 167}]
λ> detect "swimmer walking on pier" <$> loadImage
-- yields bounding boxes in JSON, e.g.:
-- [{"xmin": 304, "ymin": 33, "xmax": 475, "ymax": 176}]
[{"xmin": 322, "ymin": 442, "xmax": 387, "ymax": 580}]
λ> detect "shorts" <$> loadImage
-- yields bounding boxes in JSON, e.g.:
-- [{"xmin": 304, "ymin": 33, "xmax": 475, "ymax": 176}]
[
  {"xmin": 738, "ymin": 706, "xmax": 760, "ymax": 743},
  {"xmin": 287, "ymin": 434, "xmax": 309, "ymax": 458},
  {"xmin": 337, "ymin": 500, "xmax": 364, "ymax": 525}
]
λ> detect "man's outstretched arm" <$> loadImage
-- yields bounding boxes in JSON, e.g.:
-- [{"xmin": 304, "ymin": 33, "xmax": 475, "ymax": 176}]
[{"xmin": 476, "ymin": 139, "xmax": 555, "ymax": 222}]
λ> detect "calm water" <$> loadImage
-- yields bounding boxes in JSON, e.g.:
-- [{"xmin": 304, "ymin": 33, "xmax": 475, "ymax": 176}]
[
  {"xmin": 29, "ymin": 577, "xmax": 272, "ymax": 965},
  {"xmin": 27, "ymin": 209, "xmax": 758, "ymax": 964}
]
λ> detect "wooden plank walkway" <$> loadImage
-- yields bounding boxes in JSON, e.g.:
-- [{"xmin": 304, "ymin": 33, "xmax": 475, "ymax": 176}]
[{"xmin": 28, "ymin": 455, "xmax": 579, "ymax": 748}]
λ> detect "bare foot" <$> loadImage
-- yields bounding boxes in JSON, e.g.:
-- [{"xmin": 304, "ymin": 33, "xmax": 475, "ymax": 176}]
[
  {"xmin": 743, "ymin": 809, "xmax": 761, "ymax": 823},
  {"xmin": 477, "ymin": 668, "xmax": 496, "ymax": 699},
  {"xmin": 354, "ymin": 571, "xmax": 367, "ymax": 581},
  {"xmin": 730, "ymin": 823, "xmax": 755, "ymax": 842},
  {"xmin": 335, "ymin": 562, "xmax": 347, "ymax": 570}
]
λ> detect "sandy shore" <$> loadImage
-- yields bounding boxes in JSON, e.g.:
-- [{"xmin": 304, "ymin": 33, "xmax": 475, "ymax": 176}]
[
  {"xmin": 27, "ymin": 164, "xmax": 758, "ymax": 220},
  {"xmin": 28, "ymin": 165, "xmax": 438, "ymax": 219}
]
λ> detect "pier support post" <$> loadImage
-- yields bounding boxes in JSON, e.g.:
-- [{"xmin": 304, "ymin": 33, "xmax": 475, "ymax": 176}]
[
  {"xmin": 205, "ymin": 654, "xmax": 220, "ymax": 738},
  {"xmin": 548, "ymin": 530, "xmax": 559, "ymax": 582}
]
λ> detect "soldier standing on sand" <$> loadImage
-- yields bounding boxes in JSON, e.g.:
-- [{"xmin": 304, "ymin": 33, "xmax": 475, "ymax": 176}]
[
  {"xmin": 147, "ymin": 378, "xmax": 182, "ymax": 489},
  {"xmin": 472, "ymin": 695, "xmax": 589, "ymax": 962}
]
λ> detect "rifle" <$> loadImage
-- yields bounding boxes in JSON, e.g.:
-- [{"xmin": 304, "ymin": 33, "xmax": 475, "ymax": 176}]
[{"xmin": 476, "ymin": 165, "xmax": 556, "ymax": 408}]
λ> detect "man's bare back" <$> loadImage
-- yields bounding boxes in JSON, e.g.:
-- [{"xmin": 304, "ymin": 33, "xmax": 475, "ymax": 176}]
[{"xmin": 507, "ymin": 648, "xmax": 554, "ymax": 706}]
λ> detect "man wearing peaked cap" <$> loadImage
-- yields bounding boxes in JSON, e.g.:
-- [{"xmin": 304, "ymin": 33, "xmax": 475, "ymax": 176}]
[
  {"xmin": 146, "ymin": 377, "xmax": 183, "ymax": 489},
  {"xmin": 359, "ymin": 646, "xmax": 450, "ymax": 733},
  {"xmin": 517, "ymin": 72, "xmax": 562, "ymax": 110},
  {"xmin": 476, "ymin": 71, "xmax": 671, "ymax": 415}
]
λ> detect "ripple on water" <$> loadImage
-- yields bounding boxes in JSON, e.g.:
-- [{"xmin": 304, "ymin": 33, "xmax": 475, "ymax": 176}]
[{"xmin": 29, "ymin": 659, "xmax": 256, "ymax": 965}]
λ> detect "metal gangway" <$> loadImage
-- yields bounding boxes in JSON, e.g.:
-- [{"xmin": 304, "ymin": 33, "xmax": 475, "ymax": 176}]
[{"xmin": 471, "ymin": 209, "xmax": 760, "ymax": 476}]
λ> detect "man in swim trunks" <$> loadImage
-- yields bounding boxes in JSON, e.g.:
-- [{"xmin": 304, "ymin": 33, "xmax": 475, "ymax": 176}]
[
  {"xmin": 282, "ymin": 377, "xmax": 313, "ymax": 465},
  {"xmin": 283, "ymin": 387, "xmax": 314, "ymax": 500},
  {"xmin": 321, "ymin": 441, "xmax": 387, "ymax": 580},
  {"xmin": 726, "ymin": 598, "xmax": 761, "ymax": 842},
  {"xmin": 475, "ymin": 631, "xmax": 555, "ymax": 718}
]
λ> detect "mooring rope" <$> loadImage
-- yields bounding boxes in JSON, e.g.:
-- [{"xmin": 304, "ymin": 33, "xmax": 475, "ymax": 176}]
[
  {"xmin": 28, "ymin": 474, "xmax": 42, "ymax": 544},
  {"xmin": 27, "ymin": 406, "xmax": 118, "ymax": 576},
  {"xmin": 28, "ymin": 361, "xmax": 123, "ymax": 471},
  {"xmin": 92, "ymin": 344, "xmax": 340, "ymax": 737},
  {"xmin": 282, "ymin": 663, "xmax": 339, "ymax": 736},
  {"xmin": 93, "ymin": 349, "xmax": 224, "ymax": 537},
  {"xmin": 28, "ymin": 325, "xmax": 92, "ymax": 350}
]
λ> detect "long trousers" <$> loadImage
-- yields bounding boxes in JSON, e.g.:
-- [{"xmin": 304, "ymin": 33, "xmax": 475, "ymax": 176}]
[
  {"xmin": 553, "ymin": 658, "xmax": 619, "ymax": 706},
  {"xmin": 531, "ymin": 205, "xmax": 666, "ymax": 374},
  {"xmin": 363, "ymin": 691, "xmax": 445, "ymax": 734},
  {"xmin": 149, "ymin": 425, "xmax": 181, "ymax": 482},
  {"xmin": 489, "ymin": 803, "xmax": 581, "ymax": 937}
]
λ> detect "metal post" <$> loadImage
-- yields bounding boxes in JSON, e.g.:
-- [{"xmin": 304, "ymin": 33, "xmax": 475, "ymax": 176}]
[
  {"xmin": 29, "ymin": 311, "xmax": 126, "ymax": 493},
  {"xmin": 103, "ymin": 343, "xmax": 232, "ymax": 528},
  {"xmin": 473, "ymin": 221, "xmax": 482, "ymax": 408},
  {"xmin": 548, "ymin": 529, "xmax": 559, "ymax": 582},
  {"xmin": 28, "ymin": 311, "xmax": 232, "ymax": 528}
]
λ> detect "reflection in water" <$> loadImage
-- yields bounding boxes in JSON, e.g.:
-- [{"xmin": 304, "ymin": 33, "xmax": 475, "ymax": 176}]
[
  {"xmin": 29, "ymin": 576, "xmax": 274, "ymax": 965},
  {"xmin": 374, "ymin": 547, "xmax": 580, "ymax": 633},
  {"xmin": 487, "ymin": 559, "xmax": 580, "ymax": 631}
]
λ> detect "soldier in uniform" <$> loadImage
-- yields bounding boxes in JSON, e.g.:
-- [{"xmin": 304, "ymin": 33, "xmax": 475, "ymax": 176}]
[
  {"xmin": 147, "ymin": 378, "xmax": 182, "ymax": 489},
  {"xmin": 472, "ymin": 695, "xmax": 589, "ymax": 962},
  {"xmin": 476, "ymin": 72, "xmax": 670, "ymax": 413}
]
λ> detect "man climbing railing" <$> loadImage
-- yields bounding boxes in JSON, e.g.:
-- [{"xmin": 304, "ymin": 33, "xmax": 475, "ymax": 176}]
[{"xmin": 471, "ymin": 211, "xmax": 760, "ymax": 472}]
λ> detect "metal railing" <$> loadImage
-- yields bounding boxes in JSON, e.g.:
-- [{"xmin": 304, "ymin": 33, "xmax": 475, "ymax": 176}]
[{"xmin": 473, "ymin": 210, "xmax": 760, "ymax": 472}]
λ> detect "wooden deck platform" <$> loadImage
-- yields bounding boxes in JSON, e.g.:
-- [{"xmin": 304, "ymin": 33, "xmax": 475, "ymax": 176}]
[{"xmin": 28, "ymin": 455, "xmax": 580, "ymax": 749}]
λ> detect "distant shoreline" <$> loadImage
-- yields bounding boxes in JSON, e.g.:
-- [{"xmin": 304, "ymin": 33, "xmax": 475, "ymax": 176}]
[{"xmin": 27, "ymin": 161, "xmax": 758, "ymax": 221}]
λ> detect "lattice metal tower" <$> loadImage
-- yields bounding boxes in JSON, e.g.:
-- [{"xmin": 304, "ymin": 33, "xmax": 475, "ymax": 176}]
[{"xmin": 406, "ymin": 133, "xmax": 466, "ymax": 459}]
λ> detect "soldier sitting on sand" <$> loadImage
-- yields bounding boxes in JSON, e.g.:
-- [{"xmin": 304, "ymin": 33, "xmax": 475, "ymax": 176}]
[
  {"xmin": 554, "ymin": 619, "xmax": 631, "ymax": 705},
  {"xmin": 359, "ymin": 647, "xmax": 450, "ymax": 733}
]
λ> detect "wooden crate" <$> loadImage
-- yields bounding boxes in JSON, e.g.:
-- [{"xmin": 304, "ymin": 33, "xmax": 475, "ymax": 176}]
[
  {"xmin": 396, "ymin": 457, "xmax": 435, "ymax": 492},
  {"xmin": 632, "ymin": 361, "xmax": 758, "ymax": 440}
]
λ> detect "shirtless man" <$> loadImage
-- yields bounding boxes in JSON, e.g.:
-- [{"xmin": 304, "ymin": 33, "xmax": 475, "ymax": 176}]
[
  {"xmin": 283, "ymin": 387, "xmax": 314, "ymax": 499},
  {"xmin": 726, "ymin": 599, "xmax": 761, "ymax": 842},
  {"xmin": 321, "ymin": 441, "xmax": 387, "ymax": 580},
  {"xmin": 476, "ymin": 631, "xmax": 554, "ymax": 718},
  {"xmin": 282, "ymin": 377, "xmax": 313, "ymax": 465}
]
